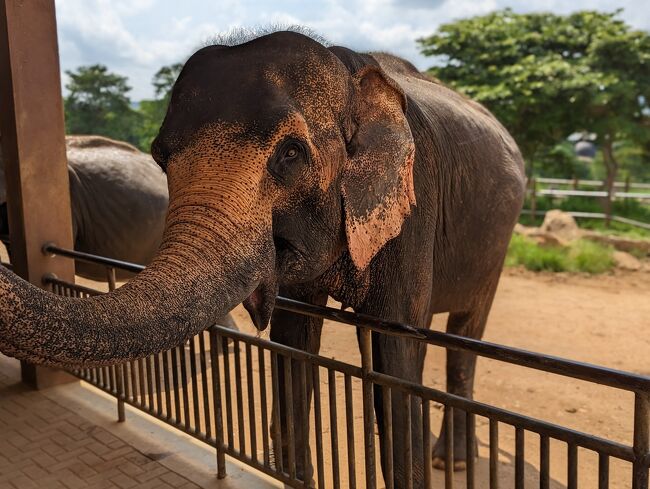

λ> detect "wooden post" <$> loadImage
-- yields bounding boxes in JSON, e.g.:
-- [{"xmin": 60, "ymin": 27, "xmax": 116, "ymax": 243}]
[
  {"xmin": 0, "ymin": 0, "xmax": 77, "ymax": 388},
  {"xmin": 530, "ymin": 177, "xmax": 537, "ymax": 222}
]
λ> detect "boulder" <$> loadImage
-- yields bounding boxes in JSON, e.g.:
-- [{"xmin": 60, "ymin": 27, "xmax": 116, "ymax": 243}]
[{"xmin": 540, "ymin": 210, "xmax": 581, "ymax": 243}]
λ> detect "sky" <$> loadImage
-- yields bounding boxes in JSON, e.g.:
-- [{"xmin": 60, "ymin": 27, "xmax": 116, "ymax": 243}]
[{"xmin": 54, "ymin": 0, "xmax": 650, "ymax": 101}]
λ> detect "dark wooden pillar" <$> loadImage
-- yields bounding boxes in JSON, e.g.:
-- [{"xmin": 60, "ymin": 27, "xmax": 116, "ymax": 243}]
[{"xmin": 0, "ymin": 0, "xmax": 76, "ymax": 388}]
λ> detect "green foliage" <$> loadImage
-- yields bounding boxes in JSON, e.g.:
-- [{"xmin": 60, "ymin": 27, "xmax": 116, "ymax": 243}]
[
  {"xmin": 536, "ymin": 142, "xmax": 591, "ymax": 179},
  {"xmin": 506, "ymin": 234, "xmax": 615, "ymax": 273},
  {"xmin": 506, "ymin": 234, "xmax": 569, "ymax": 271},
  {"xmin": 64, "ymin": 64, "xmax": 142, "ymax": 147},
  {"xmin": 133, "ymin": 63, "xmax": 184, "ymax": 152},
  {"xmin": 568, "ymin": 239, "xmax": 615, "ymax": 273},
  {"xmin": 64, "ymin": 63, "xmax": 183, "ymax": 153},
  {"xmin": 418, "ymin": 10, "xmax": 650, "ymax": 179}
]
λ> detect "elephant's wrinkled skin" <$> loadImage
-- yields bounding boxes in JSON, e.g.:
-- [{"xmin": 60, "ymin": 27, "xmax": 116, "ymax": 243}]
[
  {"xmin": 0, "ymin": 135, "xmax": 238, "ymax": 330},
  {"xmin": 0, "ymin": 32, "xmax": 525, "ymax": 488}
]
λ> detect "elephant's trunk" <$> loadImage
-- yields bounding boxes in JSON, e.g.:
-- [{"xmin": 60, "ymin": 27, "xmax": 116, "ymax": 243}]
[{"xmin": 0, "ymin": 203, "xmax": 274, "ymax": 368}]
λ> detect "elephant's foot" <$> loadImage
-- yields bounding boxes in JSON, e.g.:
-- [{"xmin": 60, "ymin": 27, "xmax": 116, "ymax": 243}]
[
  {"xmin": 270, "ymin": 441, "xmax": 315, "ymax": 487},
  {"xmin": 431, "ymin": 433, "xmax": 477, "ymax": 472}
]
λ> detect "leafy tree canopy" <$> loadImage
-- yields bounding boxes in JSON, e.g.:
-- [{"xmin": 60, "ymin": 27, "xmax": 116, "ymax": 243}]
[
  {"xmin": 418, "ymin": 9, "xmax": 650, "ymax": 175},
  {"xmin": 64, "ymin": 64, "xmax": 141, "ymax": 146}
]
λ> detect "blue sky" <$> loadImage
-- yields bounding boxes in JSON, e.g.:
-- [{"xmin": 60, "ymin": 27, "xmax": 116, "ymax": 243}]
[{"xmin": 55, "ymin": 0, "xmax": 650, "ymax": 100}]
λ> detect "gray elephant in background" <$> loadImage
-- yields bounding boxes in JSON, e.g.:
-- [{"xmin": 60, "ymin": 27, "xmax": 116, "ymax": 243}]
[{"xmin": 0, "ymin": 134, "xmax": 238, "ymax": 330}]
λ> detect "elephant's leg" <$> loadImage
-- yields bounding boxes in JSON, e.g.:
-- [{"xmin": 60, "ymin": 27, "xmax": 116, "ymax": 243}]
[
  {"xmin": 432, "ymin": 301, "xmax": 493, "ymax": 471},
  {"xmin": 372, "ymin": 333, "xmax": 428, "ymax": 489},
  {"xmin": 270, "ymin": 286, "xmax": 327, "ymax": 485}
]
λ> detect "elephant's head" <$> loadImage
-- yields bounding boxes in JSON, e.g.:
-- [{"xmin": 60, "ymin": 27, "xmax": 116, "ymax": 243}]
[{"xmin": 0, "ymin": 31, "xmax": 415, "ymax": 367}]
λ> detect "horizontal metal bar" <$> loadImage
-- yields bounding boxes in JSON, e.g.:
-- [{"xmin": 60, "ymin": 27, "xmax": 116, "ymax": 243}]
[
  {"xmin": 520, "ymin": 210, "xmax": 650, "ymax": 230},
  {"xmin": 536, "ymin": 188, "xmax": 650, "ymax": 199},
  {"xmin": 215, "ymin": 326, "xmax": 363, "ymax": 378},
  {"xmin": 367, "ymin": 370, "xmax": 635, "ymax": 462},
  {"xmin": 273, "ymin": 298, "xmax": 650, "ymax": 394},
  {"xmin": 43, "ymin": 243, "xmax": 145, "ymax": 273},
  {"xmin": 534, "ymin": 177, "xmax": 650, "ymax": 190},
  {"xmin": 45, "ymin": 268, "xmax": 650, "ymax": 394}
]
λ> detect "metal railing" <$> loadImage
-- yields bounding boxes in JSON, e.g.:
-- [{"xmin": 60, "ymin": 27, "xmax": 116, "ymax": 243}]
[
  {"xmin": 524, "ymin": 177, "xmax": 650, "ymax": 230},
  {"xmin": 4, "ymin": 243, "xmax": 648, "ymax": 488}
]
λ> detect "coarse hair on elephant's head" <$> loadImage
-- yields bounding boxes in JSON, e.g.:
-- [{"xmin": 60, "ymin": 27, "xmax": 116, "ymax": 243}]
[
  {"xmin": 0, "ymin": 30, "xmax": 415, "ymax": 368},
  {"xmin": 152, "ymin": 31, "xmax": 416, "ymax": 324}
]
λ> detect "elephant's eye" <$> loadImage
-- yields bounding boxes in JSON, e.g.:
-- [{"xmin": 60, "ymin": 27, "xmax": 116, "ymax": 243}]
[
  {"xmin": 284, "ymin": 146, "xmax": 299, "ymax": 159},
  {"xmin": 268, "ymin": 140, "xmax": 307, "ymax": 184}
]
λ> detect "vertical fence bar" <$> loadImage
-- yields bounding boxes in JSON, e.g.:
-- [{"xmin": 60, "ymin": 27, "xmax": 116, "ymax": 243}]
[
  {"xmin": 180, "ymin": 343, "xmax": 192, "ymax": 431},
  {"xmin": 258, "ymin": 346, "xmax": 270, "ymax": 467},
  {"xmin": 223, "ymin": 336, "xmax": 234, "ymax": 449},
  {"xmin": 171, "ymin": 346, "xmax": 182, "ymax": 423},
  {"xmin": 138, "ymin": 359, "xmax": 146, "ymax": 410},
  {"xmin": 633, "ymin": 392, "xmax": 650, "ymax": 489},
  {"xmin": 423, "ymin": 400, "xmax": 432, "ymax": 489},
  {"xmin": 383, "ymin": 387, "xmax": 394, "ymax": 489},
  {"xmin": 299, "ymin": 361, "xmax": 310, "ymax": 487},
  {"xmin": 199, "ymin": 333, "xmax": 212, "ymax": 440},
  {"xmin": 530, "ymin": 177, "xmax": 537, "ymax": 221},
  {"xmin": 540, "ymin": 435, "xmax": 550, "ymax": 489},
  {"xmin": 466, "ymin": 412, "xmax": 475, "ymax": 489},
  {"xmin": 209, "ymin": 328, "xmax": 226, "ymax": 479},
  {"xmin": 234, "ymin": 340, "xmax": 246, "ymax": 455},
  {"xmin": 154, "ymin": 352, "xmax": 164, "ymax": 417},
  {"xmin": 567, "ymin": 443, "xmax": 578, "ymax": 489},
  {"xmin": 271, "ymin": 352, "xmax": 284, "ymax": 474},
  {"xmin": 345, "ymin": 374, "xmax": 357, "ymax": 489},
  {"xmin": 116, "ymin": 364, "xmax": 125, "ymax": 422},
  {"xmin": 130, "ymin": 361, "xmax": 138, "ymax": 403},
  {"xmin": 146, "ymin": 356, "xmax": 154, "ymax": 412},
  {"xmin": 313, "ymin": 366, "xmax": 325, "ymax": 489},
  {"xmin": 598, "ymin": 453, "xmax": 609, "ymax": 489},
  {"xmin": 189, "ymin": 337, "xmax": 201, "ymax": 434},
  {"xmin": 359, "ymin": 327, "xmax": 376, "ymax": 489},
  {"xmin": 245, "ymin": 343, "xmax": 257, "ymax": 462},
  {"xmin": 284, "ymin": 355, "xmax": 297, "ymax": 480},
  {"xmin": 162, "ymin": 351, "xmax": 172, "ymax": 419},
  {"xmin": 489, "ymin": 420, "xmax": 499, "ymax": 489},
  {"xmin": 444, "ymin": 406, "xmax": 453, "ymax": 489},
  {"xmin": 105, "ymin": 266, "xmax": 116, "ymax": 291},
  {"xmin": 515, "ymin": 428, "xmax": 524, "ymax": 489},
  {"xmin": 328, "ymin": 369, "xmax": 340, "ymax": 489}
]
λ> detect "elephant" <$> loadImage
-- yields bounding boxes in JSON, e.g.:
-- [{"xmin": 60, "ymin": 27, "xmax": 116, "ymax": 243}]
[
  {"xmin": 0, "ymin": 31, "xmax": 525, "ymax": 489},
  {"xmin": 0, "ymin": 135, "xmax": 238, "ymax": 330}
]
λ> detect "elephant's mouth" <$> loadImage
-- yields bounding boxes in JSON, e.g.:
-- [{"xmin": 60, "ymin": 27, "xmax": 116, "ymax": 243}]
[
  {"xmin": 243, "ymin": 276, "xmax": 278, "ymax": 331},
  {"xmin": 242, "ymin": 234, "xmax": 300, "ymax": 331},
  {"xmin": 274, "ymin": 235, "xmax": 305, "ymax": 277}
]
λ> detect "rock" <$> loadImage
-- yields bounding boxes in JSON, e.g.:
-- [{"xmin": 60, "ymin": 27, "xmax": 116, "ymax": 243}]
[
  {"xmin": 613, "ymin": 251, "xmax": 642, "ymax": 271},
  {"xmin": 540, "ymin": 210, "xmax": 581, "ymax": 243},
  {"xmin": 513, "ymin": 223, "xmax": 528, "ymax": 235}
]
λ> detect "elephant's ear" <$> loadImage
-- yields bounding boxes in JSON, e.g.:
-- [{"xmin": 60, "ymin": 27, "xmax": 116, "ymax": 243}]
[{"xmin": 342, "ymin": 66, "xmax": 416, "ymax": 270}]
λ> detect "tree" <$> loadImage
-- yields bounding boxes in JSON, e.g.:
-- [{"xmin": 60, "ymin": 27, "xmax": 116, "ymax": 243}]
[
  {"xmin": 152, "ymin": 63, "xmax": 183, "ymax": 102},
  {"xmin": 135, "ymin": 63, "xmax": 184, "ymax": 151},
  {"xmin": 418, "ymin": 10, "xmax": 650, "ymax": 194},
  {"xmin": 64, "ymin": 64, "xmax": 141, "ymax": 146}
]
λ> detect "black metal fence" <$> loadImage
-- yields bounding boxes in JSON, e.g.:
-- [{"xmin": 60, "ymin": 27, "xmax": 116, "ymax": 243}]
[{"xmin": 4, "ymin": 243, "xmax": 649, "ymax": 488}]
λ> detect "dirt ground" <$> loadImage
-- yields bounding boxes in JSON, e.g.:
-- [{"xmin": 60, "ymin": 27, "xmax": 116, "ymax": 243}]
[{"xmin": 2, "ymin": 242, "xmax": 649, "ymax": 488}]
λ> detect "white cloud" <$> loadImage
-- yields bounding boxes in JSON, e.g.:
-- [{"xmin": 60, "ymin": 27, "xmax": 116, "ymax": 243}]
[{"xmin": 54, "ymin": 0, "xmax": 650, "ymax": 100}]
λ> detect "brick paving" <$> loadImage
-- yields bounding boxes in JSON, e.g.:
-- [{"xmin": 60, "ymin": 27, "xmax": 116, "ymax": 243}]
[{"xmin": 0, "ymin": 361, "xmax": 200, "ymax": 489}]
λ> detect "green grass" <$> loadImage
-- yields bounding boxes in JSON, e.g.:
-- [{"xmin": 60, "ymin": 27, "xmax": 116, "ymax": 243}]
[{"xmin": 506, "ymin": 234, "xmax": 615, "ymax": 274}]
